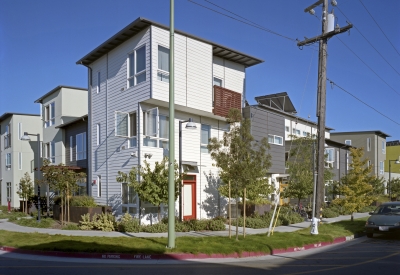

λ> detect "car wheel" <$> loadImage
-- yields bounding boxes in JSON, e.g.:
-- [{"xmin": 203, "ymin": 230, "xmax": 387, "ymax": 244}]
[{"xmin": 367, "ymin": 233, "xmax": 373, "ymax": 238}]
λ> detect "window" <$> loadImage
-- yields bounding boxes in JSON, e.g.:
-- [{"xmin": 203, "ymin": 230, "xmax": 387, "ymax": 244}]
[
  {"xmin": 121, "ymin": 182, "xmax": 138, "ymax": 216},
  {"xmin": 303, "ymin": 131, "xmax": 307, "ymax": 137},
  {"xmin": 115, "ymin": 111, "xmax": 129, "ymax": 137},
  {"xmin": 70, "ymin": 136, "xmax": 73, "ymax": 161},
  {"xmin": 367, "ymin": 138, "xmax": 371, "ymax": 152},
  {"xmin": 382, "ymin": 141, "xmax": 386, "ymax": 154},
  {"xmin": 76, "ymin": 132, "xmax": 87, "ymax": 160},
  {"xmin": 213, "ymin": 77, "xmax": 222, "ymax": 87},
  {"xmin": 46, "ymin": 142, "xmax": 55, "ymax": 163},
  {"xmin": 5, "ymin": 153, "xmax": 11, "ymax": 169},
  {"xmin": 143, "ymin": 108, "xmax": 158, "ymax": 147},
  {"xmin": 292, "ymin": 129, "xmax": 300, "ymax": 135},
  {"xmin": 6, "ymin": 182, "xmax": 11, "ymax": 201},
  {"xmin": 346, "ymin": 152, "xmax": 349, "ymax": 170},
  {"xmin": 268, "ymin": 135, "xmax": 283, "ymax": 146},
  {"xmin": 44, "ymin": 102, "xmax": 55, "ymax": 127},
  {"xmin": 379, "ymin": 161, "xmax": 384, "ymax": 175},
  {"xmin": 96, "ymin": 123, "xmax": 101, "ymax": 146},
  {"xmin": 325, "ymin": 148, "xmax": 335, "ymax": 168},
  {"xmin": 285, "ymin": 126, "xmax": 289, "ymax": 132},
  {"xmin": 345, "ymin": 140, "xmax": 351, "ymax": 145},
  {"xmin": 97, "ymin": 71, "xmax": 100, "ymax": 93},
  {"xmin": 128, "ymin": 45, "xmax": 146, "ymax": 87},
  {"xmin": 18, "ymin": 123, "xmax": 22, "ymax": 140},
  {"xmin": 129, "ymin": 113, "xmax": 137, "ymax": 148},
  {"xmin": 201, "ymin": 124, "xmax": 211, "ymax": 153},
  {"xmin": 4, "ymin": 124, "xmax": 11, "ymax": 148},
  {"xmin": 158, "ymin": 115, "xmax": 169, "ymax": 149},
  {"xmin": 367, "ymin": 160, "xmax": 371, "ymax": 167},
  {"xmin": 18, "ymin": 152, "xmax": 22, "ymax": 170},
  {"xmin": 97, "ymin": 175, "xmax": 101, "ymax": 197},
  {"xmin": 337, "ymin": 151, "xmax": 339, "ymax": 169},
  {"xmin": 157, "ymin": 46, "xmax": 169, "ymax": 83}
]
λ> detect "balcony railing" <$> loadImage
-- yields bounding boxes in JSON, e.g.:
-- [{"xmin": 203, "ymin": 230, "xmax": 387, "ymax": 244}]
[
  {"xmin": 213, "ymin": 85, "xmax": 242, "ymax": 118},
  {"xmin": 4, "ymin": 134, "xmax": 11, "ymax": 149}
]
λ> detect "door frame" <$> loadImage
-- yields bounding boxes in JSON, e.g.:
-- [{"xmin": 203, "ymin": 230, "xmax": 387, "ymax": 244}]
[{"xmin": 183, "ymin": 175, "xmax": 196, "ymax": 220}]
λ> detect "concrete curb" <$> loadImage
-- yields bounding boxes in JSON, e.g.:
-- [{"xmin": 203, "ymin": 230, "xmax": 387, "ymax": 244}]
[{"xmin": 0, "ymin": 234, "xmax": 363, "ymax": 261}]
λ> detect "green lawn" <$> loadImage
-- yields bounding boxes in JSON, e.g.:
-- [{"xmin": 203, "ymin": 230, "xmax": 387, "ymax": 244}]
[{"xmin": 0, "ymin": 218, "xmax": 367, "ymax": 256}]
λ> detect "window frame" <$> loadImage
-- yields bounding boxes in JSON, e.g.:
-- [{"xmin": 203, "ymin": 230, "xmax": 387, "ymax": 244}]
[
  {"xmin": 18, "ymin": 152, "xmax": 22, "ymax": 170},
  {"xmin": 97, "ymin": 175, "xmax": 101, "ymax": 197},
  {"xmin": 345, "ymin": 140, "xmax": 351, "ymax": 145},
  {"xmin": 96, "ymin": 123, "xmax": 101, "ymax": 146},
  {"xmin": 121, "ymin": 182, "xmax": 139, "ymax": 217},
  {"xmin": 115, "ymin": 111, "xmax": 130, "ymax": 138},
  {"xmin": 5, "ymin": 153, "xmax": 11, "ymax": 169},
  {"xmin": 76, "ymin": 132, "xmax": 87, "ymax": 161},
  {"xmin": 201, "ymin": 124, "xmax": 211, "ymax": 153},
  {"xmin": 70, "ymin": 136, "xmax": 73, "ymax": 162},
  {"xmin": 44, "ymin": 102, "xmax": 55, "ymax": 128},
  {"xmin": 268, "ymin": 134, "xmax": 283, "ymax": 146},
  {"xmin": 382, "ymin": 140, "xmax": 386, "ymax": 154},
  {"xmin": 367, "ymin": 137, "xmax": 371, "ymax": 152},
  {"xmin": 129, "ymin": 112, "xmax": 137, "ymax": 148},
  {"xmin": 127, "ymin": 45, "xmax": 146, "ymax": 87},
  {"xmin": 324, "ymin": 148, "xmax": 335, "ymax": 168},
  {"xmin": 379, "ymin": 161, "xmax": 384, "ymax": 175},
  {"xmin": 97, "ymin": 71, "xmax": 100, "ymax": 93},
  {"xmin": 157, "ymin": 45, "xmax": 170, "ymax": 83},
  {"xmin": 143, "ymin": 108, "xmax": 159, "ymax": 148}
]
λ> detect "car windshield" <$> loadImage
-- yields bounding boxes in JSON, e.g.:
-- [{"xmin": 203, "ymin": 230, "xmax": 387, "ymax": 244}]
[{"xmin": 373, "ymin": 204, "xmax": 400, "ymax": 215}]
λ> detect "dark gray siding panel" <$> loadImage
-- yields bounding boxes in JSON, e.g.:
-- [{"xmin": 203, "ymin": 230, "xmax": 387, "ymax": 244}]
[
  {"xmin": 243, "ymin": 106, "xmax": 285, "ymax": 174},
  {"xmin": 65, "ymin": 119, "xmax": 88, "ymax": 169}
]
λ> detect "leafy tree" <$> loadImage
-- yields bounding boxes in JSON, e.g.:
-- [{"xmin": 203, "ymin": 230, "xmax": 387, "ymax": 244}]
[
  {"xmin": 389, "ymin": 177, "xmax": 400, "ymax": 200},
  {"xmin": 40, "ymin": 159, "xmax": 86, "ymax": 225},
  {"xmin": 116, "ymin": 157, "xmax": 184, "ymax": 222},
  {"xmin": 368, "ymin": 176, "xmax": 386, "ymax": 200},
  {"xmin": 16, "ymin": 173, "xmax": 35, "ymax": 214},
  {"xmin": 208, "ymin": 108, "xmax": 273, "ymax": 239},
  {"xmin": 283, "ymin": 135, "xmax": 333, "ymax": 205},
  {"xmin": 333, "ymin": 147, "xmax": 374, "ymax": 221}
]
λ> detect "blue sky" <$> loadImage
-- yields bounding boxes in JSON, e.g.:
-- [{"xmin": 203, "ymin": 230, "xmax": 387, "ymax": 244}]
[{"xmin": 1, "ymin": 0, "xmax": 399, "ymax": 140}]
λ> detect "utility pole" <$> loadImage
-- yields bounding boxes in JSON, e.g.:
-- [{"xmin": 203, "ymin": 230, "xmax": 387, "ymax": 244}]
[{"xmin": 298, "ymin": 0, "xmax": 352, "ymax": 220}]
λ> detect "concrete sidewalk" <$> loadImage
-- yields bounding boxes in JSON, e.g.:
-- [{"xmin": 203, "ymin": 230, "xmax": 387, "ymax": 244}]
[{"xmin": 0, "ymin": 212, "xmax": 369, "ymax": 238}]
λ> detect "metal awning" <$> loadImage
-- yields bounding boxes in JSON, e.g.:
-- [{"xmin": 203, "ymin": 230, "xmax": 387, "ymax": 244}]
[{"xmin": 182, "ymin": 161, "xmax": 205, "ymax": 167}]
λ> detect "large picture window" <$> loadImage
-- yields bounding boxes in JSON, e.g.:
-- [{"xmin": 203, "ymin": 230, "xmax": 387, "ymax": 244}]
[
  {"xmin": 121, "ymin": 182, "xmax": 138, "ymax": 216},
  {"xmin": 76, "ymin": 132, "xmax": 87, "ymax": 161},
  {"xmin": 157, "ymin": 46, "xmax": 169, "ymax": 83},
  {"xmin": 128, "ymin": 45, "xmax": 146, "ymax": 87}
]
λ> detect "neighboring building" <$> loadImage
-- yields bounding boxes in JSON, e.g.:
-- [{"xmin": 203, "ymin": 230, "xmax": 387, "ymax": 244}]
[
  {"xmin": 330, "ymin": 131, "xmax": 390, "ymax": 177},
  {"xmin": 248, "ymin": 93, "xmax": 351, "ymax": 203},
  {"xmin": 55, "ymin": 115, "xmax": 88, "ymax": 195},
  {"xmin": 0, "ymin": 113, "xmax": 42, "ymax": 208},
  {"xmin": 384, "ymin": 140, "xmax": 400, "ymax": 185},
  {"xmin": 76, "ymin": 17, "xmax": 263, "ymax": 222},
  {"xmin": 34, "ymin": 86, "xmax": 88, "ymax": 166}
]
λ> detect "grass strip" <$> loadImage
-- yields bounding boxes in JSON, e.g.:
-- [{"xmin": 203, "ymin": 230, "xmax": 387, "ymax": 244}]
[{"xmin": 0, "ymin": 218, "xmax": 367, "ymax": 256}]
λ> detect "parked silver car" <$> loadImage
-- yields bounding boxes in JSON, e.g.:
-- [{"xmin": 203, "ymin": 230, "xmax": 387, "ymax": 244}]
[{"xmin": 365, "ymin": 202, "xmax": 400, "ymax": 238}]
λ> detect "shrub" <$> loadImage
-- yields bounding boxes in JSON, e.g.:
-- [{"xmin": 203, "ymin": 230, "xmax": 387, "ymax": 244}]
[
  {"xmin": 79, "ymin": 213, "xmax": 93, "ymax": 230},
  {"xmin": 140, "ymin": 223, "xmax": 168, "ymax": 233},
  {"xmin": 62, "ymin": 223, "xmax": 81, "ymax": 230},
  {"xmin": 360, "ymin": 205, "xmax": 376, "ymax": 213},
  {"xmin": 70, "ymin": 196, "xmax": 97, "ymax": 207},
  {"xmin": 117, "ymin": 213, "xmax": 140, "ymax": 233},
  {"xmin": 205, "ymin": 219, "xmax": 226, "ymax": 231},
  {"xmin": 322, "ymin": 208, "xmax": 340, "ymax": 218},
  {"xmin": 8, "ymin": 216, "xmax": 18, "ymax": 222}
]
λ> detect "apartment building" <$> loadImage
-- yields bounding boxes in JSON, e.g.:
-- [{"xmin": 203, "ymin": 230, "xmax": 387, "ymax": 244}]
[
  {"xmin": 76, "ymin": 17, "xmax": 263, "ymax": 222},
  {"xmin": 0, "ymin": 113, "xmax": 41, "ymax": 208}
]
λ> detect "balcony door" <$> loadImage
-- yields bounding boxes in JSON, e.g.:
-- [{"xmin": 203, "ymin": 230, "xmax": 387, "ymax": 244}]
[{"xmin": 183, "ymin": 175, "xmax": 196, "ymax": 220}]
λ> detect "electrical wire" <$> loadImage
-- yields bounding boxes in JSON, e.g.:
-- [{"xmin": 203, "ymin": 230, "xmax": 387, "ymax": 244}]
[
  {"xmin": 336, "ymin": 6, "xmax": 400, "ymax": 78},
  {"xmin": 187, "ymin": 0, "xmax": 296, "ymax": 42},
  {"xmin": 335, "ymin": 36, "xmax": 400, "ymax": 97},
  {"xmin": 358, "ymin": 0, "xmax": 400, "ymax": 58},
  {"xmin": 327, "ymin": 78, "xmax": 400, "ymax": 127}
]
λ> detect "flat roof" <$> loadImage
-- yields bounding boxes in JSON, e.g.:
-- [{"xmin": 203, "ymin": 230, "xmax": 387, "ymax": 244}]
[
  {"xmin": 331, "ymin": 130, "xmax": 391, "ymax": 138},
  {"xmin": 325, "ymin": 139, "xmax": 353, "ymax": 149},
  {"xmin": 56, "ymin": 115, "xmax": 88, "ymax": 129},
  {"xmin": 34, "ymin": 85, "xmax": 87, "ymax": 104},
  {"xmin": 76, "ymin": 17, "xmax": 264, "ymax": 68},
  {"xmin": 255, "ymin": 92, "xmax": 297, "ymax": 114},
  {"xmin": 0, "ymin": 112, "xmax": 40, "ymax": 122}
]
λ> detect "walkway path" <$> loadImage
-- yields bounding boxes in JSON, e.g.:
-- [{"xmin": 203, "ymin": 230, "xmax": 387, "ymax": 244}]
[{"xmin": 0, "ymin": 213, "xmax": 369, "ymax": 238}]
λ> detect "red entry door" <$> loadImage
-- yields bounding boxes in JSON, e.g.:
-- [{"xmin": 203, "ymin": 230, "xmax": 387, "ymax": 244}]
[{"xmin": 183, "ymin": 175, "xmax": 196, "ymax": 220}]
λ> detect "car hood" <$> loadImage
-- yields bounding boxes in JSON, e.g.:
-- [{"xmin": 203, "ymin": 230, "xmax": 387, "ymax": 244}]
[{"xmin": 368, "ymin": 214, "xmax": 400, "ymax": 226}]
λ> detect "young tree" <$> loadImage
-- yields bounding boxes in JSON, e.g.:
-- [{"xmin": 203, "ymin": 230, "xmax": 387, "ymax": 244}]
[
  {"xmin": 208, "ymin": 108, "xmax": 273, "ymax": 239},
  {"xmin": 16, "ymin": 173, "xmax": 34, "ymax": 214},
  {"xmin": 368, "ymin": 176, "xmax": 386, "ymax": 201},
  {"xmin": 283, "ymin": 135, "xmax": 333, "ymax": 205},
  {"xmin": 40, "ymin": 160, "xmax": 86, "ymax": 225},
  {"xmin": 116, "ymin": 157, "xmax": 184, "ymax": 222},
  {"xmin": 389, "ymin": 177, "xmax": 400, "ymax": 200},
  {"xmin": 334, "ymin": 147, "xmax": 374, "ymax": 221}
]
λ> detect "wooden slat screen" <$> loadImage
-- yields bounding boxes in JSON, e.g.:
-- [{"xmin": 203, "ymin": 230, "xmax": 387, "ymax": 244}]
[{"xmin": 213, "ymin": 85, "xmax": 242, "ymax": 117}]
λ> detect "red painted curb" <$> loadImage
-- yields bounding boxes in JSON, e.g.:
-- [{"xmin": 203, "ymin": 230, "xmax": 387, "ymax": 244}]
[{"xmin": 0, "ymin": 235, "xmax": 353, "ymax": 260}]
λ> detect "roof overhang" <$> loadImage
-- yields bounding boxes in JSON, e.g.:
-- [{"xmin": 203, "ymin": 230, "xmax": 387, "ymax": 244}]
[
  {"xmin": 255, "ymin": 92, "xmax": 296, "ymax": 113},
  {"xmin": 76, "ymin": 17, "xmax": 264, "ymax": 68},
  {"xmin": 0, "ymin": 113, "xmax": 40, "ymax": 123},
  {"xmin": 56, "ymin": 115, "xmax": 88, "ymax": 129},
  {"xmin": 34, "ymin": 85, "xmax": 87, "ymax": 104}
]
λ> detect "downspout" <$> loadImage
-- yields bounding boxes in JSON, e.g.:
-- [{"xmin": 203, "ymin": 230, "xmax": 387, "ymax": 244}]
[
  {"xmin": 138, "ymin": 102, "xmax": 141, "ymax": 224},
  {"xmin": 78, "ymin": 61, "xmax": 92, "ymax": 197},
  {"xmin": 376, "ymin": 136, "xmax": 378, "ymax": 175},
  {"xmin": 106, "ymin": 53, "xmax": 109, "ymax": 206}
]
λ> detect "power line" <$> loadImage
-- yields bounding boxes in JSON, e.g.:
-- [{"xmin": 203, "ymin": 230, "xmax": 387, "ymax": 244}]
[
  {"xmin": 358, "ymin": 0, "xmax": 400, "ymax": 58},
  {"xmin": 336, "ymin": 6, "xmax": 400, "ymax": 78},
  {"xmin": 187, "ymin": 0, "xmax": 296, "ymax": 42},
  {"xmin": 327, "ymin": 78, "xmax": 400, "ymax": 127},
  {"xmin": 335, "ymin": 36, "xmax": 400, "ymax": 97}
]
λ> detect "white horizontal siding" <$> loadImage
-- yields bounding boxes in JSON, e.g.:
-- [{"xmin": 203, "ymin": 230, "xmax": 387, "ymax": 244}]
[{"xmin": 224, "ymin": 60, "xmax": 245, "ymax": 93}]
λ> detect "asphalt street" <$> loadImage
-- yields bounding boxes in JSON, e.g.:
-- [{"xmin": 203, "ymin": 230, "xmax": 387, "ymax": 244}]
[{"xmin": 0, "ymin": 233, "xmax": 399, "ymax": 275}]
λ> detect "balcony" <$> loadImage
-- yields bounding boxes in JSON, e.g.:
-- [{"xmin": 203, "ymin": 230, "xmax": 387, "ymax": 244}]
[
  {"xmin": 4, "ymin": 134, "xmax": 11, "ymax": 149},
  {"xmin": 213, "ymin": 86, "xmax": 242, "ymax": 118}
]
